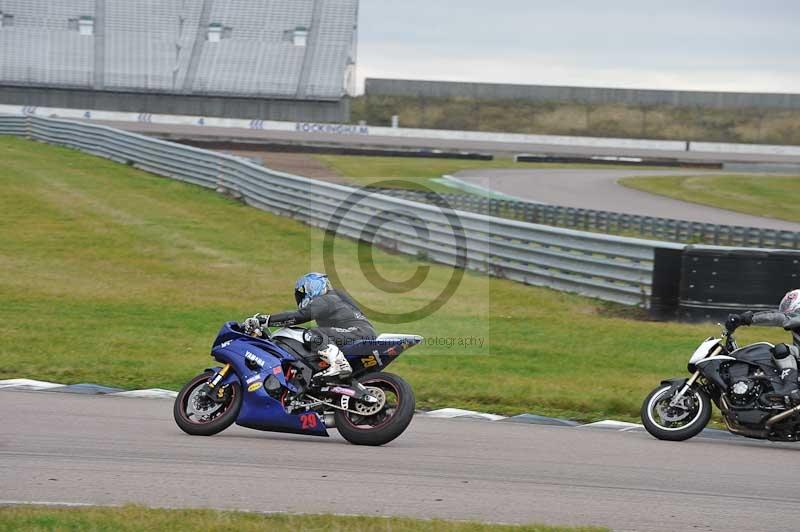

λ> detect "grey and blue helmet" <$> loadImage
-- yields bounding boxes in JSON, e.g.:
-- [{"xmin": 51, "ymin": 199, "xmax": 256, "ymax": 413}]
[
  {"xmin": 779, "ymin": 289, "xmax": 800, "ymax": 315},
  {"xmin": 294, "ymin": 272, "xmax": 331, "ymax": 307}
]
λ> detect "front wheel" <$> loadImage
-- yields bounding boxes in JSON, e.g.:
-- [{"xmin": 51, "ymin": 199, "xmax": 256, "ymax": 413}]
[
  {"xmin": 334, "ymin": 372, "xmax": 415, "ymax": 446},
  {"xmin": 174, "ymin": 371, "xmax": 242, "ymax": 436},
  {"xmin": 641, "ymin": 384, "xmax": 711, "ymax": 441}
]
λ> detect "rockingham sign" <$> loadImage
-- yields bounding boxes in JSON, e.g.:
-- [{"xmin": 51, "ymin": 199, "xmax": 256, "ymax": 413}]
[
  {"xmin": 295, "ymin": 122, "xmax": 370, "ymax": 135},
  {"xmin": 2, "ymin": 103, "xmax": 800, "ymax": 157}
]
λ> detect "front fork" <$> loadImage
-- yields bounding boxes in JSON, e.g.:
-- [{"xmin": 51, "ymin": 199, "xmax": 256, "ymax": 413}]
[
  {"xmin": 203, "ymin": 364, "xmax": 231, "ymax": 403},
  {"xmin": 208, "ymin": 363, "xmax": 231, "ymax": 388},
  {"xmin": 669, "ymin": 343, "xmax": 723, "ymax": 406},
  {"xmin": 670, "ymin": 370, "xmax": 701, "ymax": 407}
]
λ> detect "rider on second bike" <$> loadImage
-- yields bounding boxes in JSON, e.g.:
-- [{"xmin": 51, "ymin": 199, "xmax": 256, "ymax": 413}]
[
  {"xmin": 242, "ymin": 273, "xmax": 376, "ymax": 380},
  {"xmin": 727, "ymin": 289, "xmax": 800, "ymax": 405}
]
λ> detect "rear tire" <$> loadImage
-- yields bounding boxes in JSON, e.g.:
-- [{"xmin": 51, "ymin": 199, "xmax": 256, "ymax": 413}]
[
  {"xmin": 641, "ymin": 384, "xmax": 711, "ymax": 441},
  {"xmin": 174, "ymin": 372, "xmax": 242, "ymax": 436},
  {"xmin": 335, "ymin": 372, "xmax": 415, "ymax": 446}
]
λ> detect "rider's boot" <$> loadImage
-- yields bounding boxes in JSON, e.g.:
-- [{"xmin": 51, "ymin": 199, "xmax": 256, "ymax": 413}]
[
  {"xmin": 766, "ymin": 344, "xmax": 800, "ymax": 405},
  {"xmin": 767, "ymin": 368, "xmax": 800, "ymax": 405},
  {"xmin": 316, "ymin": 344, "xmax": 352, "ymax": 380}
]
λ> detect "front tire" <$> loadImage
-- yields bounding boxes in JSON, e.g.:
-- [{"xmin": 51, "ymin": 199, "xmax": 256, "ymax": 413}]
[
  {"xmin": 174, "ymin": 372, "xmax": 242, "ymax": 436},
  {"xmin": 641, "ymin": 384, "xmax": 711, "ymax": 441},
  {"xmin": 335, "ymin": 372, "xmax": 415, "ymax": 446}
]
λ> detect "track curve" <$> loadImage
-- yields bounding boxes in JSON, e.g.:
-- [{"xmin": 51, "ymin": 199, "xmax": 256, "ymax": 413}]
[
  {"xmin": 4, "ymin": 390, "xmax": 800, "ymax": 531},
  {"xmin": 454, "ymin": 168, "xmax": 800, "ymax": 231},
  {"xmin": 98, "ymin": 119, "xmax": 800, "ymax": 231}
]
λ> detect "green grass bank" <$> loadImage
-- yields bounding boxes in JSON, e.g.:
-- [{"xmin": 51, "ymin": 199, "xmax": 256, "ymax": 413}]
[
  {"xmin": 620, "ymin": 174, "xmax": 800, "ymax": 223},
  {"xmin": 0, "ymin": 505, "xmax": 607, "ymax": 532}
]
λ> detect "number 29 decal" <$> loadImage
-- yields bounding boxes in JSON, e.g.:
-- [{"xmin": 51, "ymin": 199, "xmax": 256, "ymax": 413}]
[{"xmin": 300, "ymin": 413, "xmax": 318, "ymax": 430}]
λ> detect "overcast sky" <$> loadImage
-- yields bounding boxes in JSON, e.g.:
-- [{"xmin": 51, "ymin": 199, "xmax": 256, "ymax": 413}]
[{"xmin": 356, "ymin": 0, "xmax": 800, "ymax": 94}]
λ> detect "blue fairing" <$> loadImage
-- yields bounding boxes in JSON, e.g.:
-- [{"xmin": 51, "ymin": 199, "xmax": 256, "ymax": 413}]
[{"xmin": 209, "ymin": 321, "xmax": 328, "ymax": 437}]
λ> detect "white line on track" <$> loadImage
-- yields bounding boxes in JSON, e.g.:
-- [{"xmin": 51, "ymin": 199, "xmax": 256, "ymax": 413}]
[{"xmin": 0, "ymin": 500, "xmax": 99, "ymax": 507}]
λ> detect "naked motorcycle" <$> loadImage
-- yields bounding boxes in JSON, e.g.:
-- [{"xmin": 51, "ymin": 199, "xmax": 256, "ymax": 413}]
[
  {"xmin": 642, "ymin": 323, "xmax": 800, "ymax": 442},
  {"xmin": 174, "ymin": 320, "xmax": 420, "ymax": 446}
]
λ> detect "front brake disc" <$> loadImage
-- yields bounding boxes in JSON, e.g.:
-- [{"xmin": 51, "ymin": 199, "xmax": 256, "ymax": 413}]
[
  {"xmin": 186, "ymin": 386, "xmax": 225, "ymax": 420},
  {"xmin": 656, "ymin": 401, "xmax": 692, "ymax": 423}
]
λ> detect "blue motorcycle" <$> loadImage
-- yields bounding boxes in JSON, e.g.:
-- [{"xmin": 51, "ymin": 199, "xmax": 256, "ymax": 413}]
[{"xmin": 174, "ymin": 321, "xmax": 421, "ymax": 446}]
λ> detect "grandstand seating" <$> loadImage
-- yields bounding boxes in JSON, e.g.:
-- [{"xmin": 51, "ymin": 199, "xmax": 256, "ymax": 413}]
[
  {"xmin": 103, "ymin": 1, "xmax": 201, "ymax": 91},
  {"xmin": 193, "ymin": 0, "xmax": 314, "ymax": 96},
  {"xmin": 304, "ymin": 0, "xmax": 357, "ymax": 97},
  {"xmin": 2, "ymin": 0, "xmax": 95, "ymax": 30},
  {"xmin": 0, "ymin": 0, "xmax": 95, "ymax": 87},
  {"xmin": 0, "ymin": 0, "xmax": 356, "ymax": 99}
]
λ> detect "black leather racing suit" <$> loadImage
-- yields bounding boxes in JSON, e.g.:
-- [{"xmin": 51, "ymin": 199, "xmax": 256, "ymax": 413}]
[
  {"xmin": 267, "ymin": 289, "xmax": 376, "ymax": 350},
  {"xmin": 750, "ymin": 311, "xmax": 800, "ymax": 356}
]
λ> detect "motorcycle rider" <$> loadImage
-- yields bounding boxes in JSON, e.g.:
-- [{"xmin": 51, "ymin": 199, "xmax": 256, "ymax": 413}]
[
  {"xmin": 727, "ymin": 289, "xmax": 800, "ymax": 405},
  {"xmin": 242, "ymin": 273, "xmax": 376, "ymax": 380}
]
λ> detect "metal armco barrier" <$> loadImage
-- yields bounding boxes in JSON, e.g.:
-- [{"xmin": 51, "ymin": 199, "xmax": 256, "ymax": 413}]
[
  {"xmin": 0, "ymin": 114, "xmax": 688, "ymax": 307},
  {"xmin": 375, "ymin": 189, "xmax": 800, "ymax": 250},
  {"xmin": 0, "ymin": 115, "xmax": 26, "ymax": 135}
]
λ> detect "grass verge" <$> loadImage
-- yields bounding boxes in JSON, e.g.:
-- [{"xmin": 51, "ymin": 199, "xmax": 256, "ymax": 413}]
[
  {"xmin": 0, "ymin": 505, "xmax": 608, "ymax": 532},
  {"xmin": 0, "ymin": 137, "xmax": 788, "ymax": 421},
  {"xmin": 620, "ymin": 174, "xmax": 800, "ymax": 224},
  {"xmin": 313, "ymin": 154, "xmax": 663, "ymax": 194}
]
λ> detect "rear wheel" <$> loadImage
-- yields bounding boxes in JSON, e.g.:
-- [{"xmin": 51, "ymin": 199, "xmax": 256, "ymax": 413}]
[
  {"xmin": 174, "ymin": 372, "xmax": 242, "ymax": 436},
  {"xmin": 334, "ymin": 372, "xmax": 415, "ymax": 446},
  {"xmin": 641, "ymin": 384, "xmax": 711, "ymax": 441}
]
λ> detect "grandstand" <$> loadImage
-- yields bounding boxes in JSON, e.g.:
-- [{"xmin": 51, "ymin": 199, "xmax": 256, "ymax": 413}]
[{"xmin": 0, "ymin": 0, "xmax": 358, "ymax": 121}]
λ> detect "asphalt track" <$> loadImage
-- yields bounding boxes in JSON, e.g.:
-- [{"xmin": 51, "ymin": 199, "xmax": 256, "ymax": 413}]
[
  {"xmin": 5, "ymin": 390, "xmax": 800, "ymax": 532},
  {"xmin": 454, "ymin": 169, "xmax": 800, "ymax": 232},
  {"xmin": 95, "ymin": 120, "xmax": 800, "ymax": 164}
]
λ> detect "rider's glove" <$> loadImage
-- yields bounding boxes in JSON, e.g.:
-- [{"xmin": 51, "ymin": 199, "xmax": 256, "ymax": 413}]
[
  {"xmin": 726, "ymin": 312, "xmax": 753, "ymax": 332},
  {"xmin": 725, "ymin": 313, "xmax": 742, "ymax": 331},
  {"xmin": 243, "ymin": 317, "xmax": 261, "ymax": 334}
]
